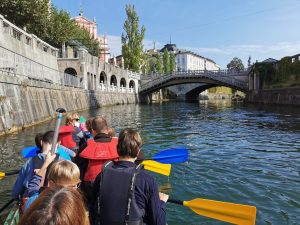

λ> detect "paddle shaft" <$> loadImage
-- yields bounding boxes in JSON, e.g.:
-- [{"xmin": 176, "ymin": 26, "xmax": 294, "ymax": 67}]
[
  {"xmin": 4, "ymin": 171, "xmax": 19, "ymax": 176},
  {"xmin": 168, "ymin": 198, "xmax": 183, "ymax": 205},
  {"xmin": 0, "ymin": 199, "xmax": 14, "ymax": 213},
  {"xmin": 50, "ymin": 108, "xmax": 66, "ymax": 154}
]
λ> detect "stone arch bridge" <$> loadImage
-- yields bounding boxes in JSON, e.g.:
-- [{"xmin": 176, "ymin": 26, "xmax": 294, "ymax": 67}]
[{"xmin": 139, "ymin": 70, "xmax": 249, "ymax": 100}]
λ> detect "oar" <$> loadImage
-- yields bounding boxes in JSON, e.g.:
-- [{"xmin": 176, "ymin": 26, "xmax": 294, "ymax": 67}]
[
  {"xmin": 146, "ymin": 148, "xmax": 188, "ymax": 164},
  {"xmin": 168, "ymin": 198, "xmax": 256, "ymax": 225},
  {"xmin": 0, "ymin": 199, "xmax": 15, "ymax": 213},
  {"xmin": 141, "ymin": 160, "xmax": 171, "ymax": 176},
  {"xmin": 0, "ymin": 171, "xmax": 19, "ymax": 180},
  {"xmin": 51, "ymin": 108, "xmax": 66, "ymax": 154}
]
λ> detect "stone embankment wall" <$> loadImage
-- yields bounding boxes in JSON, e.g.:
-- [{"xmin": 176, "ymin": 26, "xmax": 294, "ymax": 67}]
[
  {"xmin": 0, "ymin": 72, "xmax": 138, "ymax": 135},
  {"xmin": 245, "ymin": 87, "xmax": 300, "ymax": 106}
]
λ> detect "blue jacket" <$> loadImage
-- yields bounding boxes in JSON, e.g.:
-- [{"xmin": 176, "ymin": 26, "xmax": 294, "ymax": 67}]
[
  {"xmin": 90, "ymin": 161, "xmax": 167, "ymax": 225},
  {"xmin": 24, "ymin": 174, "xmax": 43, "ymax": 211},
  {"xmin": 11, "ymin": 153, "xmax": 46, "ymax": 199}
]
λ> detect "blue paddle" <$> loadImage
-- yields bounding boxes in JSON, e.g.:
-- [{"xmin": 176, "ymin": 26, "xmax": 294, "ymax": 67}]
[
  {"xmin": 21, "ymin": 146, "xmax": 72, "ymax": 160},
  {"xmin": 148, "ymin": 148, "xmax": 188, "ymax": 164}
]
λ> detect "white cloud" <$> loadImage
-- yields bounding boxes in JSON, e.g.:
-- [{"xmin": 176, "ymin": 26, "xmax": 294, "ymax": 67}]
[{"xmin": 184, "ymin": 41, "xmax": 300, "ymax": 56}]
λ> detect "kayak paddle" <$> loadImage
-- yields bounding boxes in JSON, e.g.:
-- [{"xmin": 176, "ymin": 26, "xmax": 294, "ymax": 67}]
[
  {"xmin": 168, "ymin": 198, "xmax": 256, "ymax": 225},
  {"xmin": 148, "ymin": 148, "xmax": 188, "ymax": 164},
  {"xmin": 141, "ymin": 160, "xmax": 171, "ymax": 176},
  {"xmin": 0, "ymin": 171, "xmax": 19, "ymax": 180},
  {"xmin": 51, "ymin": 108, "xmax": 66, "ymax": 154}
]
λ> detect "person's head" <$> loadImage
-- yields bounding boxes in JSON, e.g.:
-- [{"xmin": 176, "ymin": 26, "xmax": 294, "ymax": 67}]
[
  {"xmin": 117, "ymin": 129, "xmax": 142, "ymax": 159},
  {"xmin": 48, "ymin": 160, "xmax": 80, "ymax": 188},
  {"xmin": 108, "ymin": 127, "xmax": 115, "ymax": 137},
  {"xmin": 35, "ymin": 133, "xmax": 43, "ymax": 152},
  {"xmin": 17, "ymin": 186, "xmax": 89, "ymax": 225},
  {"xmin": 41, "ymin": 131, "xmax": 54, "ymax": 153},
  {"xmin": 65, "ymin": 113, "xmax": 80, "ymax": 126},
  {"xmin": 85, "ymin": 117, "xmax": 94, "ymax": 133},
  {"xmin": 92, "ymin": 116, "xmax": 109, "ymax": 135}
]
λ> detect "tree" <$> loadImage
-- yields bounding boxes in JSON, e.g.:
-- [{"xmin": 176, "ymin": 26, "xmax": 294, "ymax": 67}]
[
  {"xmin": 121, "ymin": 4, "xmax": 146, "ymax": 72},
  {"xmin": 163, "ymin": 49, "xmax": 170, "ymax": 74},
  {"xmin": 169, "ymin": 52, "xmax": 176, "ymax": 73},
  {"xmin": 0, "ymin": 0, "xmax": 50, "ymax": 38},
  {"xmin": 156, "ymin": 54, "xmax": 163, "ymax": 73},
  {"xmin": 227, "ymin": 57, "xmax": 245, "ymax": 72}
]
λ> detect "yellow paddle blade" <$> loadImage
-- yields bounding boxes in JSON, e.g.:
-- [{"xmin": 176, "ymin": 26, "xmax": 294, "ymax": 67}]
[
  {"xmin": 183, "ymin": 198, "xmax": 256, "ymax": 225},
  {"xmin": 0, "ymin": 172, "xmax": 5, "ymax": 180},
  {"xmin": 141, "ymin": 160, "xmax": 171, "ymax": 176}
]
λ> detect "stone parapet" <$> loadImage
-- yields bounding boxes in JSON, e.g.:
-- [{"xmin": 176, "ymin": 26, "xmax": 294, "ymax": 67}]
[{"xmin": 0, "ymin": 72, "xmax": 139, "ymax": 135}]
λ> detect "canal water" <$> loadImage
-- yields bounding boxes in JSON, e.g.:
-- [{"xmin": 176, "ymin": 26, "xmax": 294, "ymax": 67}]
[{"xmin": 0, "ymin": 101, "xmax": 300, "ymax": 225}]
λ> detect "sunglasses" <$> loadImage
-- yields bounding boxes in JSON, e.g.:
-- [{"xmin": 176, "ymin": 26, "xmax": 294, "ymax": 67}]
[{"xmin": 73, "ymin": 118, "xmax": 80, "ymax": 121}]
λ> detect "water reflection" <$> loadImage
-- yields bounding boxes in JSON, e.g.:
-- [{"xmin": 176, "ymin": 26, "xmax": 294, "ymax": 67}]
[{"xmin": 0, "ymin": 101, "xmax": 300, "ymax": 224}]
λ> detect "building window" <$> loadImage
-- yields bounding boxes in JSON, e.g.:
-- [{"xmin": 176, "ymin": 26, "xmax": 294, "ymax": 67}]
[{"xmin": 292, "ymin": 58, "xmax": 295, "ymax": 63}]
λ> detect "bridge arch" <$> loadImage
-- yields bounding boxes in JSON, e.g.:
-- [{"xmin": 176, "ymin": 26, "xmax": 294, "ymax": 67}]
[
  {"xmin": 64, "ymin": 67, "xmax": 77, "ymax": 76},
  {"xmin": 110, "ymin": 75, "xmax": 117, "ymax": 86},
  {"xmin": 100, "ymin": 71, "xmax": 107, "ymax": 84},
  {"xmin": 120, "ymin": 77, "xmax": 126, "ymax": 87}
]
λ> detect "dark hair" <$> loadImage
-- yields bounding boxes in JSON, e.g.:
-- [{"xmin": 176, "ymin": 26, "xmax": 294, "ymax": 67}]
[
  {"xmin": 85, "ymin": 117, "xmax": 94, "ymax": 133},
  {"xmin": 117, "ymin": 129, "xmax": 142, "ymax": 158},
  {"xmin": 35, "ymin": 133, "xmax": 43, "ymax": 152},
  {"xmin": 42, "ymin": 130, "xmax": 54, "ymax": 145},
  {"xmin": 17, "ymin": 186, "xmax": 89, "ymax": 225},
  {"xmin": 92, "ymin": 116, "xmax": 108, "ymax": 134}
]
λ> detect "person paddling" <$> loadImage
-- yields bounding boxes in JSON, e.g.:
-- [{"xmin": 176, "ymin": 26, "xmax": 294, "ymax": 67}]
[
  {"xmin": 75, "ymin": 116, "xmax": 118, "ymax": 206},
  {"xmin": 90, "ymin": 128, "xmax": 169, "ymax": 225},
  {"xmin": 12, "ymin": 131, "xmax": 61, "ymax": 200}
]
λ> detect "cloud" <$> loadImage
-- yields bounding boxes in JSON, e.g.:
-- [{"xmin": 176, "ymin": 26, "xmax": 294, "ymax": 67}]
[{"xmin": 184, "ymin": 41, "xmax": 300, "ymax": 56}]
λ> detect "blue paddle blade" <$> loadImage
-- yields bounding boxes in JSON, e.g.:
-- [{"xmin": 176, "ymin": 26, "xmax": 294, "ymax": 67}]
[
  {"xmin": 22, "ymin": 146, "xmax": 71, "ymax": 160},
  {"xmin": 152, "ymin": 148, "xmax": 188, "ymax": 164},
  {"xmin": 22, "ymin": 146, "xmax": 40, "ymax": 158}
]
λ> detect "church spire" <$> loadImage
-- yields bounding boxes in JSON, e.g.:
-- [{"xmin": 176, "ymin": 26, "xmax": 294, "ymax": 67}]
[{"xmin": 79, "ymin": 5, "xmax": 83, "ymax": 16}]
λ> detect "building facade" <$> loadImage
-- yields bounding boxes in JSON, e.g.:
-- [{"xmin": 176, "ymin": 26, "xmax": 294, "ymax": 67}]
[{"xmin": 72, "ymin": 11, "xmax": 110, "ymax": 63}]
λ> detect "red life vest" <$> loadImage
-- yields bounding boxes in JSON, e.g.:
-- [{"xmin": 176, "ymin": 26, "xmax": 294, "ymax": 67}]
[
  {"xmin": 79, "ymin": 138, "xmax": 118, "ymax": 182},
  {"xmin": 59, "ymin": 125, "xmax": 76, "ymax": 149}
]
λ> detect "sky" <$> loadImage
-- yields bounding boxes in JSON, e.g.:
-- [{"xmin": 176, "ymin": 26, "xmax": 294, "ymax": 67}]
[{"xmin": 51, "ymin": 0, "xmax": 300, "ymax": 69}]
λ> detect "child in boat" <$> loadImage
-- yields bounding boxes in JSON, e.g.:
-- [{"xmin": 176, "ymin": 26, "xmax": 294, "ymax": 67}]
[
  {"xmin": 11, "ymin": 131, "xmax": 71, "ymax": 200},
  {"xmin": 24, "ymin": 159, "xmax": 81, "ymax": 211},
  {"xmin": 18, "ymin": 186, "xmax": 89, "ymax": 225}
]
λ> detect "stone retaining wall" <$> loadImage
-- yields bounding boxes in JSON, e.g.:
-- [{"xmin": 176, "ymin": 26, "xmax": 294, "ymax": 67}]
[
  {"xmin": 245, "ymin": 87, "xmax": 300, "ymax": 106},
  {"xmin": 0, "ymin": 72, "xmax": 138, "ymax": 135}
]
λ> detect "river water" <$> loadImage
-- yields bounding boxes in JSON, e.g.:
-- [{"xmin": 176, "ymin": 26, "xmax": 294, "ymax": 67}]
[{"xmin": 0, "ymin": 100, "xmax": 300, "ymax": 225}]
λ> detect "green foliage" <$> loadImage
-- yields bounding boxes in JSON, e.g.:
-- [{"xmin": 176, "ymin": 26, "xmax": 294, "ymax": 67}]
[
  {"xmin": 156, "ymin": 54, "xmax": 163, "ymax": 73},
  {"xmin": 121, "ymin": 4, "xmax": 146, "ymax": 72},
  {"xmin": 227, "ymin": 57, "xmax": 245, "ymax": 72},
  {"xmin": 163, "ymin": 49, "xmax": 170, "ymax": 74},
  {"xmin": 0, "ymin": 1, "xmax": 99, "ymax": 56},
  {"xmin": 255, "ymin": 57, "xmax": 300, "ymax": 89},
  {"xmin": 146, "ymin": 57, "xmax": 157, "ymax": 74},
  {"xmin": 169, "ymin": 52, "xmax": 176, "ymax": 73},
  {"xmin": 0, "ymin": 0, "xmax": 50, "ymax": 37}
]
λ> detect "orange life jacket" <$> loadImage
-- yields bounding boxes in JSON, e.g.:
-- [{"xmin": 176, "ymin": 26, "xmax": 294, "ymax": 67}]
[
  {"xmin": 79, "ymin": 138, "xmax": 118, "ymax": 182},
  {"xmin": 59, "ymin": 125, "xmax": 76, "ymax": 149}
]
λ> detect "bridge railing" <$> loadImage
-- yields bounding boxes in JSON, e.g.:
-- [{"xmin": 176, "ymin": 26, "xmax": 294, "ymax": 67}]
[{"xmin": 140, "ymin": 69, "xmax": 249, "ymax": 92}]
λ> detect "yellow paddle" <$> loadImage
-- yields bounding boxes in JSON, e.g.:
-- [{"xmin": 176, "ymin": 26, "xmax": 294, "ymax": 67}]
[
  {"xmin": 0, "ymin": 171, "xmax": 19, "ymax": 180},
  {"xmin": 169, "ymin": 198, "xmax": 256, "ymax": 225},
  {"xmin": 0, "ymin": 160, "xmax": 171, "ymax": 180},
  {"xmin": 141, "ymin": 160, "xmax": 171, "ymax": 176}
]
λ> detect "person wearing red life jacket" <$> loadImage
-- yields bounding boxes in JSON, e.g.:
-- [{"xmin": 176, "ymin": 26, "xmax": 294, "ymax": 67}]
[{"xmin": 74, "ymin": 116, "xmax": 118, "ymax": 206}]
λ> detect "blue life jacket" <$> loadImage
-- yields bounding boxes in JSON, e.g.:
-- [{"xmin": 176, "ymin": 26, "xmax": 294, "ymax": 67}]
[{"xmin": 97, "ymin": 161, "xmax": 145, "ymax": 225}]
